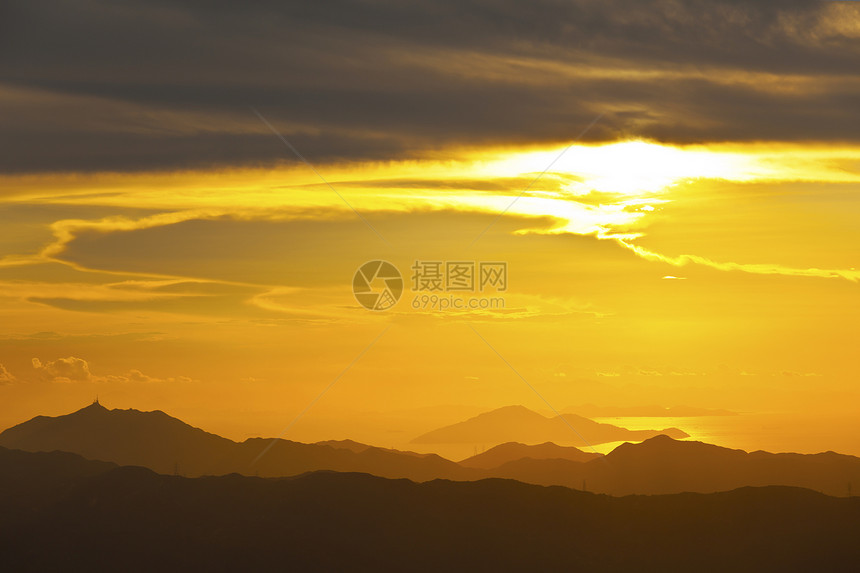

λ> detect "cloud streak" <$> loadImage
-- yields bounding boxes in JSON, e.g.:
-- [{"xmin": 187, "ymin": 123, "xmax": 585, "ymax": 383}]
[{"xmin": 617, "ymin": 239, "xmax": 860, "ymax": 282}]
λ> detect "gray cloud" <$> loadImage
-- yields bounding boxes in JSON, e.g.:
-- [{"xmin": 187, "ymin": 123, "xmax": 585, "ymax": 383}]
[{"xmin": 2, "ymin": 0, "xmax": 859, "ymax": 173}]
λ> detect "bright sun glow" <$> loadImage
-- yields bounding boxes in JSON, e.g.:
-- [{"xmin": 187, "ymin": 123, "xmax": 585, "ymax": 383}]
[
  {"xmin": 4, "ymin": 140, "xmax": 860, "ymax": 247},
  {"xmin": 478, "ymin": 140, "xmax": 758, "ymax": 195}
]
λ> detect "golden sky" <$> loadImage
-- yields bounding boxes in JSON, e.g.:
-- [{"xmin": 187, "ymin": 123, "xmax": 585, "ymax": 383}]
[{"xmin": 1, "ymin": 0, "xmax": 858, "ymax": 456}]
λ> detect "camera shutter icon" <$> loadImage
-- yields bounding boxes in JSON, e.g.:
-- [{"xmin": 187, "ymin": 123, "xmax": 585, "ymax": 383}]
[{"xmin": 353, "ymin": 260, "xmax": 403, "ymax": 311}]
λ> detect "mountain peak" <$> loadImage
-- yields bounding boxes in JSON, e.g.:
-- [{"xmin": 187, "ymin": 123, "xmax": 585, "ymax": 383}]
[
  {"xmin": 645, "ymin": 433, "xmax": 677, "ymax": 443},
  {"xmin": 460, "ymin": 440, "xmax": 602, "ymax": 468},
  {"xmin": 606, "ymin": 434, "xmax": 741, "ymax": 463},
  {"xmin": 0, "ymin": 402, "xmax": 234, "ymax": 476},
  {"xmin": 78, "ymin": 399, "xmax": 109, "ymax": 413},
  {"xmin": 478, "ymin": 405, "xmax": 546, "ymax": 420}
]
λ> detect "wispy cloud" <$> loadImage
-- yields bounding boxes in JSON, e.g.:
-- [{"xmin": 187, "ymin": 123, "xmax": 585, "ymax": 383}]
[{"xmin": 618, "ymin": 240, "xmax": 860, "ymax": 282}]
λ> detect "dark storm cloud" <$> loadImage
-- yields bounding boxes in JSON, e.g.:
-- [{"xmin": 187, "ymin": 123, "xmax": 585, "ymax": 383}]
[{"xmin": 1, "ymin": 0, "xmax": 859, "ymax": 173}]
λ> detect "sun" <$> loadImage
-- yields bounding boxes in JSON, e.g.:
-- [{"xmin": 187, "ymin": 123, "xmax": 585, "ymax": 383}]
[{"xmin": 475, "ymin": 139, "xmax": 757, "ymax": 196}]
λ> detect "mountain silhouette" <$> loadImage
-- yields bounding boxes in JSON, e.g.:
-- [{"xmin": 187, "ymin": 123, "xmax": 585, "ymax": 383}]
[
  {"xmin": 411, "ymin": 404, "xmax": 689, "ymax": 446},
  {"xmin": 2, "ymin": 446, "xmax": 858, "ymax": 573},
  {"xmin": 3, "ymin": 403, "xmax": 858, "ymax": 497},
  {"xmin": 0, "ymin": 401, "xmax": 233, "ymax": 475},
  {"xmin": 488, "ymin": 434, "xmax": 860, "ymax": 497},
  {"xmin": 595, "ymin": 434, "xmax": 860, "ymax": 496},
  {"xmin": 460, "ymin": 441, "xmax": 602, "ymax": 468},
  {"xmin": 0, "ymin": 402, "xmax": 474, "ymax": 482}
]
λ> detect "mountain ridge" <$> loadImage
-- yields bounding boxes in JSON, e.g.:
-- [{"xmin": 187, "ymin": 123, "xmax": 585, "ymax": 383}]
[
  {"xmin": 411, "ymin": 404, "xmax": 689, "ymax": 445},
  {"xmin": 460, "ymin": 441, "xmax": 602, "ymax": 468},
  {"xmin": 2, "ymin": 446, "xmax": 858, "ymax": 573},
  {"xmin": 0, "ymin": 402, "xmax": 476, "ymax": 482},
  {"xmin": 2, "ymin": 403, "xmax": 858, "ymax": 497}
]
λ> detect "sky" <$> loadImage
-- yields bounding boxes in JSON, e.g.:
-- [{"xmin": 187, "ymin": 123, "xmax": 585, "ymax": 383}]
[{"xmin": 1, "ymin": 0, "xmax": 859, "ymax": 456}]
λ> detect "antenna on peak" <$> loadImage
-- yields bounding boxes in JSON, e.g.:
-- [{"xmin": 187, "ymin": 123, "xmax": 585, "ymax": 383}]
[{"xmin": 93, "ymin": 395, "xmax": 99, "ymax": 406}]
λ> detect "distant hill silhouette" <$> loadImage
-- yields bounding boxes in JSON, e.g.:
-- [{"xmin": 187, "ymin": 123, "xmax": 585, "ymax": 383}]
[
  {"xmin": 564, "ymin": 404, "xmax": 737, "ymax": 417},
  {"xmin": 460, "ymin": 441, "xmax": 602, "ymax": 468},
  {"xmin": 0, "ymin": 402, "xmax": 475, "ymax": 482},
  {"xmin": 3, "ymin": 403, "xmax": 858, "ymax": 497},
  {"xmin": 411, "ymin": 405, "xmax": 689, "ymax": 445},
  {"xmin": 1, "ymin": 447, "xmax": 858, "ymax": 573},
  {"xmin": 596, "ymin": 434, "xmax": 860, "ymax": 496},
  {"xmin": 490, "ymin": 434, "xmax": 860, "ymax": 497},
  {"xmin": 314, "ymin": 439, "xmax": 374, "ymax": 453}
]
